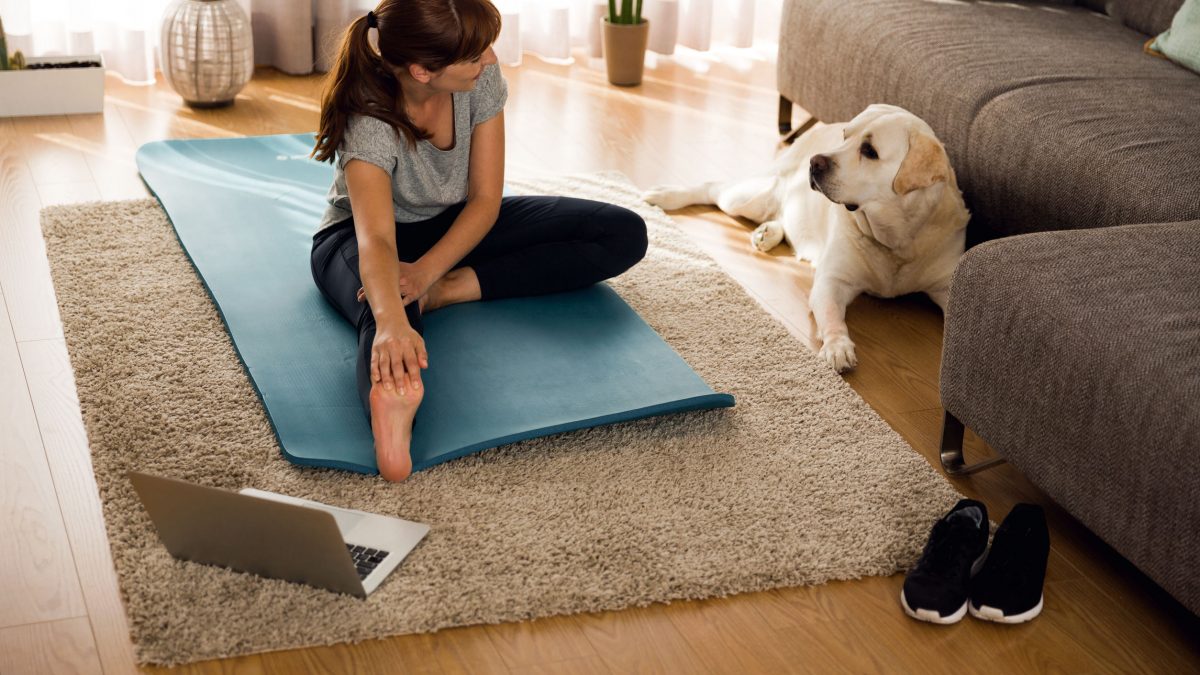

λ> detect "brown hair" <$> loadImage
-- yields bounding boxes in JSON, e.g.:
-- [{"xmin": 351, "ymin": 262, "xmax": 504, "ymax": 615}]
[{"xmin": 311, "ymin": 0, "xmax": 502, "ymax": 163}]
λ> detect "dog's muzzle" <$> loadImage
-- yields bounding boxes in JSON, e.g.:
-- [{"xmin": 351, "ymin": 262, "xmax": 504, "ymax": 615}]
[{"xmin": 811, "ymin": 153, "xmax": 855, "ymax": 211}]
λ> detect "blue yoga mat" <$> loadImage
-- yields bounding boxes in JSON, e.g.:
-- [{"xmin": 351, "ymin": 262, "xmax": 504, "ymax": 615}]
[{"xmin": 136, "ymin": 133, "xmax": 734, "ymax": 474}]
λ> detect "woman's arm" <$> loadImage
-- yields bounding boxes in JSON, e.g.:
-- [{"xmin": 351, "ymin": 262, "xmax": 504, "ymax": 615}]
[
  {"xmin": 345, "ymin": 159, "xmax": 428, "ymax": 392},
  {"xmin": 401, "ymin": 111, "xmax": 505, "ymax": 301}
]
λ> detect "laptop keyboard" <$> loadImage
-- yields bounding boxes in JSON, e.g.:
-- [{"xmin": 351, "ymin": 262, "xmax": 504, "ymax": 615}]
[{"xmin": 346, "ymin": 543, "xmax": 391, "ymax": 579}]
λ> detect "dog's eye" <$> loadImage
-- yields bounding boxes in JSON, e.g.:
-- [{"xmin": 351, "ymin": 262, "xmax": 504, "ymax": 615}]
[{"xmin": 860, "ymin": 142, "xmax": 878, "ymax": 160}]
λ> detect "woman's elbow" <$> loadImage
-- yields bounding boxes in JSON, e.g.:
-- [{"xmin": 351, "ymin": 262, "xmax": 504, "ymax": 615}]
[{"xmin": 470, "ymin": 191, "xmax": 504, "ymax": 222}]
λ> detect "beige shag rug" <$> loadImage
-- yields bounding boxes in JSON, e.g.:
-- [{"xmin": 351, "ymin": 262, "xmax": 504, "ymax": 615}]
[{"xmin": 41, "ymin": 171, "xmax": 960, "ymax": 666}]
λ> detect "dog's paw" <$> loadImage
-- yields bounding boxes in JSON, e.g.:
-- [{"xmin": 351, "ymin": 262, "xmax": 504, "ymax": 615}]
[
  {"xmin": 641, "ymin": 185, "xmax": 693, "ymax": 210},
  {"xmin": 818, "ymin": 335, "xmax": 858, "ymax": 373},
  {"xmin": 751, "ymin": 220, "xmax": 785, "ymax": 252}
]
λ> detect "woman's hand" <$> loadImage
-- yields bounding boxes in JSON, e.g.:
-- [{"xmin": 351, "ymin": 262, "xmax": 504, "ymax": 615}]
[
  {"xmin": 395, "ymin": 261, "xmax": 439, "ymax": 306},
  {"xmin": 357, "ymin": 261, "xmax": 440, "ymax": 307},
  {"xmin": 371, "ymin": 316, "xmax": 429, "ymax": 394}
]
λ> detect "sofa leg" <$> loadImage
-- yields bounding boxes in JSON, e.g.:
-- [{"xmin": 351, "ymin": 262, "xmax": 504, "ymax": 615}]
[
  {"xmin": 782, "ymin": 117, "xmax": 817, "ymax": 145},
  {"xmin": 939, "ymin": 410, "xmax": 1007, "ymax": 476},
  {"xmin": 778, "ymin": 95, "xmax": 793, "ymax": 135},
  {"xmin": 778, "ymin": 95, "xmax": 817, "ymax": 145}
]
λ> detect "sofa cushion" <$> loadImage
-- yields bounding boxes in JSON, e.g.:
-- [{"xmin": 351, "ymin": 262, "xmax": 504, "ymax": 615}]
[
  {"xmin": 779, "ymin": 0, "xmax": 1200, "ymax": 241},
  {"xmin": 1105, "ymin": 0, "xmax": 1185, "ymax": 35},
  {"xmin": 941, "ymin": 220, "xmax": 1200, "ymax": 615},
  {"xmin": 966, "ymin": 76, "xmax": 1200, "ymax": 239},
  {"xmin": 1148, "ymin": 0, "xmax": 1200, "ymax": 75}
]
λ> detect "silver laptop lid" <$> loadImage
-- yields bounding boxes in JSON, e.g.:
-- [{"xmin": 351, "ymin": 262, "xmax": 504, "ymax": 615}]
[{"xmin": 128, "ymin": 471, "xmax": 367, "ymax": 598}]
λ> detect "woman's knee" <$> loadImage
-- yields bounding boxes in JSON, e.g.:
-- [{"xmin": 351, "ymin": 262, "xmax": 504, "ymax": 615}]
[{"xmin": 598, "ymin": 204, "xmax": 648, "ymax": 273}]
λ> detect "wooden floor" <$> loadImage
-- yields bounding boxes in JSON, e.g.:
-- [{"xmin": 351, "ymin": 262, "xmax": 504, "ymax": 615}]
[{"xmin": 1, "ymin": 52, "xmax": 1197, "ymax": 675}]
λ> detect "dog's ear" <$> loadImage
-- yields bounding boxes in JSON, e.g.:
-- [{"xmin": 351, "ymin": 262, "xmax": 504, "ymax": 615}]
[{"xmin": 893, "ymin": 131, "xmax": 948, "ymax": 194}]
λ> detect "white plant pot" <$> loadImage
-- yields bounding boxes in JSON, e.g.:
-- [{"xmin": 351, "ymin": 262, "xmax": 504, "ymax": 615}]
[{"xmin": 0, "ymin": 54, "xmax": 106, "ymax": 118}]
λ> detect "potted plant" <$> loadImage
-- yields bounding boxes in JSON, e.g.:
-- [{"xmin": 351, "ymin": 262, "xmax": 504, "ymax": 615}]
[
  {"xmin": 0, "ymin": 14, "xmax": 106, "ymax": 117},
  {"xmin": 603, "ymin": 0, "xmax": 648, "ymax": 86}
]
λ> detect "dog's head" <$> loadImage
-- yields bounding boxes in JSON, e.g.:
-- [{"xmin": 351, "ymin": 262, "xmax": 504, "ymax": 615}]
[{"xmin": 809, "ymin": 104, "xmax": 954, "ymax": 250}]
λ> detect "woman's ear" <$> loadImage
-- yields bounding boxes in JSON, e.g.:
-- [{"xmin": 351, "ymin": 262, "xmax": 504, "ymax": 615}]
[{"xmin": 407, "ymin": 63, "xmax": 434, "ymax": 83}]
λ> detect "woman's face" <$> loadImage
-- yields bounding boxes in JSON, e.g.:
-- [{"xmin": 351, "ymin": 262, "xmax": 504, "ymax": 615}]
[{"xmin": 428, "ymin": 47, "xmax": 498, "ymax": 92}]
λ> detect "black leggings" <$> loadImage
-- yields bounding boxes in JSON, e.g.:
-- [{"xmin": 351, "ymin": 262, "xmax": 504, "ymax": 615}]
[{"xmin": 310, "ymin": 195, "xmax": 648, "ymax": 418}]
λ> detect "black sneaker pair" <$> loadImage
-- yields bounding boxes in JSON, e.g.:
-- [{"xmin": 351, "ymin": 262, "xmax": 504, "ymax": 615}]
[{"xmin": 901, "ymin": 500, "xmax": 1049, "ymax": 625}]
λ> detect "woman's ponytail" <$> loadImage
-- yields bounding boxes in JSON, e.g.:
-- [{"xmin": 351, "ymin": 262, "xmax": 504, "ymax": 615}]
[{"xmin": 313, "ymin": 14, "xmax": 420, "ymax": 162}]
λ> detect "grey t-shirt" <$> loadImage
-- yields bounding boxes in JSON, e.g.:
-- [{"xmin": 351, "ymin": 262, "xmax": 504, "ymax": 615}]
[{"xmin": 316, "ymin": 63, "xmax": 508, "ymax": 233}]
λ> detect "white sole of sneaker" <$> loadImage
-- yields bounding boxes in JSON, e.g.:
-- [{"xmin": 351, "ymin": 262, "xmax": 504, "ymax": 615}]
[
  {"xmin": 969, "ymin": 595, "xmax": 1044, "ymax": 624},
  {"xmin": 899, "ymin": 549, "xmax": 989, "ymax": 625},
  {"xmin": 901, "ymin": 590, "xmax": 967, "ymax": 624}
]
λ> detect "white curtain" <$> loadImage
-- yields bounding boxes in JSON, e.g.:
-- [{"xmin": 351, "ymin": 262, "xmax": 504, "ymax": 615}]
[
  {"xmin": 326, "ymin": 0, "xmax": 785, "ymax": 71},
  {"xmin": 0, "ymin": 0, "xmax": 782, "ymax": 83},
  {"xmin": 491, "ymin": 0, "xmax": 783, "ymax": 66},
  {"xmin": 0, "ymin": 0, "xmax": 170, "ymax": 84},
  {"xmin": 0, "ymin": 0, "xmax": 320, "ymax": 82}
]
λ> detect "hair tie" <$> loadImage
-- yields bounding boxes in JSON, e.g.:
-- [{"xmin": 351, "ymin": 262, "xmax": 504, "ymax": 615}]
[{"xmin": 366, "ymin": 11, "xmax": 377, "ymax": 28}]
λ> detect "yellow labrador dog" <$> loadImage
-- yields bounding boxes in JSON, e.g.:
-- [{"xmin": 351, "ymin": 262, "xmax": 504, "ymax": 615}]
[{"xmin": 643, "ymin": 104, "xmax": 969, "ymax": 372}]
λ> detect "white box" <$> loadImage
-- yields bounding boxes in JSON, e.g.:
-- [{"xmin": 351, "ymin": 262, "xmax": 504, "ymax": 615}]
[{"xmin": 0, "ymin": 54, "xmax": 105, "ymax": 117}]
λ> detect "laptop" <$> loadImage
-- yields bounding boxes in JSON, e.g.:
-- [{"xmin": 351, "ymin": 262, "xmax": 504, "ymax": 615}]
[{"xmin": 128, "ymin": 471, "xmax": 429, "ymax": 598}]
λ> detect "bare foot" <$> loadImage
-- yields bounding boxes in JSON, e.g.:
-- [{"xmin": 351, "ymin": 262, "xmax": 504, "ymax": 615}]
[
  {"xmin": 422, "ymin": 279, "xmax": 448, "ymax": 313},
  {"xmin": 369, "ymin": 382, "xmax": 423, "ymax": 481},
  {"xmin": 423, "ymin": 268, "xmax": 481, "ymax": 313},
  {"xmin": 356, "ymin": 268, "xmax": 480, "ymax": 315}
]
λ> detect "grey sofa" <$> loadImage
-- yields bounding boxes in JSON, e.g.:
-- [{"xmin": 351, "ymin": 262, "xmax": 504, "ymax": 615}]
[{"xmin": 778, "ymin": 0, "xmax": 1200, "ymax": 614}]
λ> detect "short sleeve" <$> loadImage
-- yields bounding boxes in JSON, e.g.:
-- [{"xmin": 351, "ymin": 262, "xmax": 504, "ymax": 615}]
[
  {"xmin": 337, "ymin": 114, "xmax": 399, "ymax": 174},
  {"xmin": 469, "ymin": 63, "xmax": 508, "ymax": 126}
]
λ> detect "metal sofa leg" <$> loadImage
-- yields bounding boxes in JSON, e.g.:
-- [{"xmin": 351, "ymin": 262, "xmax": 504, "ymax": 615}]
[
  {"xmin": 778, "ymin": 95, "xmax": 817, "ymax": 145},
  {"xmin": 779, "ymin": 95, "xmax": 793, "ymax": 135},
  {"xmin": 939, "ymin": 411, "xmax": 1007, "ymax": 476}
]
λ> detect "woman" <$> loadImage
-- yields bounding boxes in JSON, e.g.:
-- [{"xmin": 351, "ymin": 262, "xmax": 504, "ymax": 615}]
[{"xmin": 310, "ymin": 0, "xmax": 648, "ymax": 481}]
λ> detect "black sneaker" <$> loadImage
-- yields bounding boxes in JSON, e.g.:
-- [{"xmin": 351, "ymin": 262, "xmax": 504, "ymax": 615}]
[
  {"xmin": 901, "ymin": 499, "xmax": 990, "ymax": 624},
  {"xmin": 969, "ymin": 503, "xmax": 1049, "ymax": 624}
]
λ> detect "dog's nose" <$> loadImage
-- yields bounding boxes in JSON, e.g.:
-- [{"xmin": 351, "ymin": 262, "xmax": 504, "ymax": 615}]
[{"xmin": 810, "ymin": 154, "xmax": 830, "ymax": 177}]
